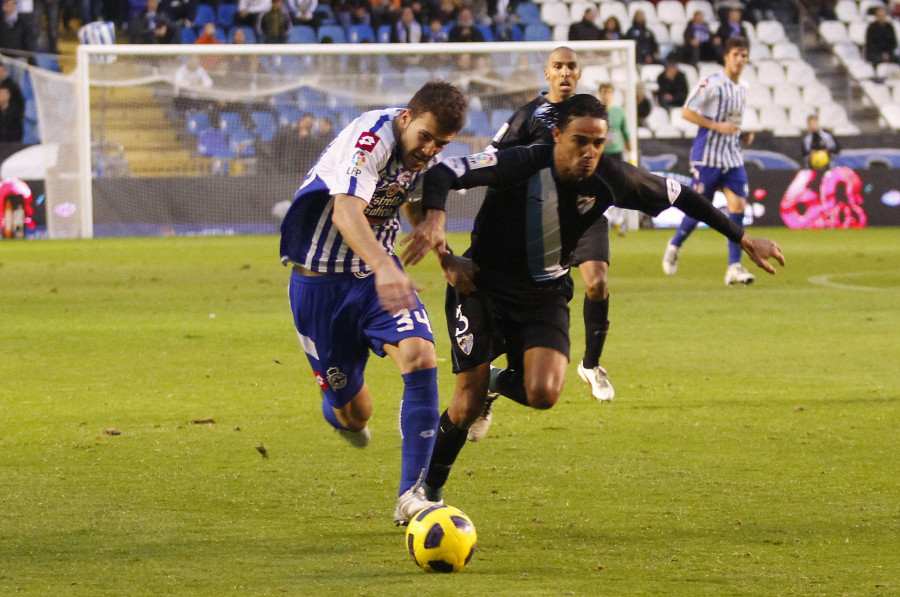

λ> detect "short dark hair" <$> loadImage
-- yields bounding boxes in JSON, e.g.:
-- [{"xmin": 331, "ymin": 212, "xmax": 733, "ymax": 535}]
[
  {"xmin": 725, "ymin": 36, "xmax": 749, "ymax": 53},
  {"xmin": 556, "ymin": 94, "xmax": 608, "ymax": 131},
  {"xmin": 407, "ymin": 81, "xmax": 467, "ymax": 134}
]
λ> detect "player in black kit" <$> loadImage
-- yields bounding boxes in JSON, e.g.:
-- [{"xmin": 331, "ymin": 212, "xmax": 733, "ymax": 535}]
[
  {"xmin": 405, "ymin": 94, "xmax": 785, "ymax": 503},
  {"xmin": 489, "ymin": 46, "xmax": 617, "ymax": 420}
]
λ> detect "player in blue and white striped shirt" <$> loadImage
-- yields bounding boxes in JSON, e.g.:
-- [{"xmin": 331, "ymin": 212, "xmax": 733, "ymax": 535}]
[
  {"xmin": 662, "ymin": 37, "xmax": 757, "ymax": 286},
  {"xmin": 280, "ymin": 82, "xmax": 467, "ymax": 525}
]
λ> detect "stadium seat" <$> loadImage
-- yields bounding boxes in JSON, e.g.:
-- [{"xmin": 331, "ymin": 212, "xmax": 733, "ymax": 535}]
[
  {"xmin": 490, "ymin": 108, "xmax": 514, "ymax": 132},
  {"xmin": 628, "ymin": 1, "xmax": 656, "ymax": 23},
  {"xmin": 748, "ymin": 42, "xmax": 772, "ymax": 62},
  {"xmin": 541, "ymin": 2, "xmax": 572, "ymax": 27},
  {"xmin": 832, "ymin": 42, "xmax": 861, "ymax": 64},
  {"xmin": 740, "ymin": 64, "xmax": 757, "ymax": 86},
  {"xmin": 195, "ymin": 4, "xmax": 216, "ymax": 27},
  {"xmin": 251, "ymin": 111, "xmax": 277, "ymax": 141},
  {"xmin": 741, "ymin": 106, "xmax": 762, "ymax": 133},
  {"xmin": 348, "ymin": 24, "xmax": 375, "ymax": 42},
  {"xmin": 697, "ymin": 61, "xmax": 720, "ymax": 80},
  {"xmin": 772, "ymin": 41, "xmax": 801, "ymax": 61},
  {"xmin": 755, "ymin": 20, "xmax": 788, "ymax": 45},
  {"xmin": 847, "ymin": 20, "xmax": 868, "ymax": 47},
  {"xmin": 229, "ymin": 131, "xmax": 255, "ymax": 157},
  {"xmin": 197, "ymin": 129, "xmax": 232, "ymax": 158},
  {"xmin": 24, "ymin": 98, "xmax": 36, "ymax": 121},
  {"xmin": 215, "ymin": 26, "xmax": 227, "ymax": 43},
  {"xmin": 678, "ymin": 62, "xmax": 698, "ymax": 90},
  {"xmin": 515, "ymin": 2, "xmax": 543, "ymax": 26},
  {"xmin": 801, "ymin": 80, "xmax": 833, "ymax": 104},
  {"xmin": 818, "ymin": 20, "xmax": 847, "ymax": 46},
  {"xmin": 876, "ymin": 62, "xmax": 900, "ymax": 81},
  {"xmin": 35, "ymin": 54, "xmax": 61, "ymax": 72},
  {"xmin": 757, "ymin": 104, "xmax": 791, "ymax": 130},
  {"xmin": 181, "ymin": 27, "xmax": 197, "ymax": 44},
  {"xmin": 670, "ymin": 108, "xmax": 698, "ymax": 136},
  {"xmin": 845, "ymin": 58, "xmax": 876, "ymax": 80},
  {"xmin": 788, "ymin": 105, "xmax": 816, "ymax": 129},
  {"xmin": 497, "ymin": 23, "xmax": 523, "ymax": 41},
  {"xmin": 289, "ymin": 25, "xmax": 317, "ymax": 44},
  {"xmin": 475, "ymin": 24, "xmax": 495, "ymax": 41},
  {"xmin": 219, "ymin": 112, "xmax": 246, "ymax": 134},
  {"xmin": 834, "ymin": 0, "xmax": 859, "ymax": 23},
  {"xmin": 216, "ymin": 3, "xmax": 238, "ymax": 29},
  {"xmin": 640, "ymin": 63, "xmax": 664, "ymax": 84},
  {"xmin": 819, "ymin": 102, "xmax": 851, "ymax": 127},
  {"xmin": 186, "ymin": 111, "xmax": 210, "ymax": 135},
  {"xmin": 318, "ymin": 24, "xmax": 347, "ymax": 43},
  {"xmin": 230, "ymin": 26, "xmax": 256, "ymax": 43},
  {"xmin": 524, "ymin": 23, "xmax": 552, "ymax": 41},
  {"xmin": 655, "ymin": 0, "xmax": 686, "ymax": 25},
  {"xmin": 598, "ymin": 2, "xmax": 629, "ymax": 27},
  {"xmin": 464, "ymin": 109, "xmax": 492, "ymax": 137},
  {"xmin": 552, "ymin": 24, "xmax": 569, "ymax": 41},
  {"xmin": 784, "ymin": 61, "xmax": 818, "ymax": 87},
  {"xmin": 756, "ymin": 61, "xmax": 786, "ymax": 86},
  {"xmin": 376, "ymin": 24, "xmax": 392, "ymax": 43},
  {"xmin": 23, "ymin": 118, "xmax": 40, "ymax": 144},
  {"xmin": 880, "ymin": 102, "xmax": 900, "ymax": 128},
  {"xmin": 746, "ymin": 85, "xmax": 772, "ymax": 108},
  {"xmin": 579, "ymin": 65, "xmax": 609, "ymax": 88},
  {"xmin": 649, "ymin": 22, "xmax": 670, "ymax": 44},
  {"xmin": 772, "ymin": 82, "xmax": 802, "ymax": 108},
  {"xmin": 684, "ymin": 0, "xmax": 716, "ymax": 26},
  {"xmin": 403, "ymin": 67, "xmax": 431, "ymax": 90},
  {"xmin": 568, "ymin": 1, "xmax": 596, "ymax": 24},
  {"xmin": 296, "ymin": 86, "xmax": 326, "ymax": 109},
  {"xmin": 277, "ymin": 105, "xmax": 302, "ymax": 126},
  {"xmin": 860, "ymin": 79, "xmax": 891, "ymax": 106}
]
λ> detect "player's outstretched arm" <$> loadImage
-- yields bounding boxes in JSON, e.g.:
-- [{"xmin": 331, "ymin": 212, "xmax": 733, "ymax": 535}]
[
  {"xmin": 740, "ymin": 235, "xmax": 786, "ymax": 274},
  {"xmin": 438, "ymin": 251, "xmax": 478, "ymax": 295},
  {"xmin": 400, "ymin": 205, "xmax": 446, "ymax": 266}
]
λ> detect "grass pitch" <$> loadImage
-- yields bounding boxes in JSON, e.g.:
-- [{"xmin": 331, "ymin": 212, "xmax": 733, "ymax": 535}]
[{"xmin": 1, "ymin": 228, "xmax": 898, "ymax": 596}]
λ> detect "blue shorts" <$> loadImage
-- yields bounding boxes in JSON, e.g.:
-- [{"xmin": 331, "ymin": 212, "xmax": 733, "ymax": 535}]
[
  {"xmin": 691, "ymin": 165, "xmax": 749, "ymax": 200},
  {"xmin": 288, "ymin": 269, "xmax": 434, "ymax": 409}
]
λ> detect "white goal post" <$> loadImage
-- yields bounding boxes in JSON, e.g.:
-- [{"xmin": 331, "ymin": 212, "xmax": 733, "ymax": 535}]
[{"xmin": 41, "ymin": 40, "xmax": 639, "ymax": 238}]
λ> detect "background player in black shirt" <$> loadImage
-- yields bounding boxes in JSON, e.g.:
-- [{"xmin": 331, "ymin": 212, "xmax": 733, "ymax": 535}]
[
  {"xmin": 410, "ymin": 94, "xmax": 785, "ymax": 504},
  {"xmin": 490, "ymin": 46, "xmax": 617, "ymax": 419}
]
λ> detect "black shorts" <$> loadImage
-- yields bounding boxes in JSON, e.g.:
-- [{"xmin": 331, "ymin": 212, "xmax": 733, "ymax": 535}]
[
  {"xmin": 445, "ymin": 274, "xmax": 573, "ymax": 374},
  {"xmin": 570, "ymin": 214, "xmax": 610, "ymax": 266}
]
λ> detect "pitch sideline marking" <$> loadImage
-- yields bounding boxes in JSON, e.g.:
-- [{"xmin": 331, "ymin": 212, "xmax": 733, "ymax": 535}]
[{"xmin": 808, "ymin": 271, "xmax": 896, "ymax": 292}]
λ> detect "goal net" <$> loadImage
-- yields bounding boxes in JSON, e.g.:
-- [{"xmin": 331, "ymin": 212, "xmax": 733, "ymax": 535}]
[{"xmin": 38, "ymin": 40, "xmax": 636, "ymax": 238}]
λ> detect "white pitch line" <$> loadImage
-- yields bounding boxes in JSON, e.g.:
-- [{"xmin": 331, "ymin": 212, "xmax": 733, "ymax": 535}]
[{"xmin": 808, "ymin": 273, "xmax": 886, "ymax": 292}]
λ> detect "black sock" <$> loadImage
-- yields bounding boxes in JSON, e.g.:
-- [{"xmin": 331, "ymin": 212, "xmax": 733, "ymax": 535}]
[
  {"xmin": 493, "ymin": 368, "xmax": 530, "ymax": 406},
  {"xmin": 582, "ymin": 295, "xmax": 609, "ymax": 369},
  {"xmin": 423, "ymin": 410, "xmax": 469, "ymax": 500}
]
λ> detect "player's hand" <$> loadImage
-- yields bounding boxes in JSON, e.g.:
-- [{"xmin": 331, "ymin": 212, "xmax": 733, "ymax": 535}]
[
  {"xmin": 400, "ymin": 210, "xmax": 446, "ymax": 266},
  {"xmin": 439, "ymin": 252, "xmax": 478, "ymax": 295},
  {"xmin": 740, "ymin": 235, "xmax": 786, "ymax": 274},
  {"xmin": 718, "ymin": 121, "xmax": 739, "ymax": 135},
  {"xmin": 374, "ymin": 262, "xmax": 419, "ymax": 314}
]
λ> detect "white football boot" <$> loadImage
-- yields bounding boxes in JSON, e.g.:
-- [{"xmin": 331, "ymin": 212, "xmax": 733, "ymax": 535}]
[
  {"xmin": 336, "ymin": 427, "xmax": 371, "ymax": 448},
  {"xmin": 577, "ymin": 362, "xmax": 615, "ymax": 402},
  {"xmin": 393, "ymin": 472, "xmax": 443, "ymax": 526},
  {"xmin": 466, "ymin": 391, "xmax": 498, "ymax": 442},
  {"xmin": 724, "ymin": 263, "xmax": 755, "ymax": 286},
  {"xmin": 662, "ymin": 243, "xmax": 680, "ymax": 275}
]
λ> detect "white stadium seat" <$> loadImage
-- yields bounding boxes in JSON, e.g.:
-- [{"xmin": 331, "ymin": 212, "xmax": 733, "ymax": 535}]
[
  {"xmin": 758, "ymin": 104, "xmax": 791, "ymax": 129},
  {"xmin": 568, "ymin": 2, "xmax": 597, "ymax": 23},
  {"xmin": 819, "ymin": 102, "xmax": 851, "ymax": 127},
  {"xmin": 772, "ymin": 82, "xmax": 803, "ymax": 107},
  {"xmin": 772, "ymin": 41, "xmax": 802, "ymax": 61},
  {"xmin": 880, "ymin": 103, "xmax": 900, "ymax": 128},
  {"xmin": 832, "ymin": 42, "xmax": 862, "ymax": 63},
  {"xmin": 755, "ymin": 20, "xmax": 788, "ymax": 45},
  {"xmin": 628, "ymin": 1, "xmax": 657, "ymax": 23},
  {"xmin": 679, "ymin": 62, "xmax": 699, "ymax": 89},
  {"xmin": 656, "ymin": 0, "xmax": 686, "ymax": 25},
  {"xmin": 835, "ymin": 0, "xmax": 860, "ymax": 23},
  {"xmin": 747, "ymin": 85, "xmax": 772, "ymax": 108},
  {"xmin": 845, "ymin": 58, "xmax": 876, "ymax": 80},
  {"xmin": 598, "ymin": 2, "xmax": 629, "ymax": 26},
  {"xmin": 784, "ymin": 61, "xmax": 818, "ymax": 86},
  {"xmin": 801, "ymin": 80, "xmax": 833, "ymax": 104},
  {"xmin": 671, "ymin": 107, "xmax": 698, "ymax": 136},
  {"xmin": 860, "ymin": 80, "xmax": 892, "ymax": 106},
  {"xmin": 684, "ymin": 0, "xmax": 715, "ymax": 25},
  {"xmin": 553, "ymin": 23, "xmax": 570, "ymax": 41},
  {"xmin": 697, "ymin": 61, "xmax": 720, "ymax": 80},
  {"xmin": 876, "ymin": 62, "xmax": 900, "ymax": 80},
  {"xmin": 541, "ymin": 2, "xmax": 573, "ymax": 26},
  {"xmin": 789, "ymin": 104, "xmax": 817, "ymax": 129},
  {"xmin": 749, "ymin": 42, "xmax": 772, "ymax": 61},
  {"xmin": 756, "ymin": 60, "xmax": 786, "ymax": 86},
  {"xmin": 818, "ymin": 20, "xmax": 847, "ymax": 46},
  {"xmin": 847, "ymin": 20, "xmax": 869, "ymax": 47},
  {"xmin": 742, "ymin": 106, "xmax": 762, "ymax": 132},
  {"xmin": 640, "ymin": 63, "xmax": 665, "ymax": 84}
]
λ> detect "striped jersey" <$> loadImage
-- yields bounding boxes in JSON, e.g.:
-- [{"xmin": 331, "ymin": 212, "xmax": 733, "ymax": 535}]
[
  {"xmin": 280, "ymin": 108, "xmax": 437, "ymax": 273},
  {"xmin": 685, "ymin": 70, "xmax": 749, "ymax": 169}
]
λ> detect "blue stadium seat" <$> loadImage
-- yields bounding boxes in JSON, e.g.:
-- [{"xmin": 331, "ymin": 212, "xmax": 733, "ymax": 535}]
[
  {"xmin": 377, "ymin": 24, "xmax": 392, "ymax": 43},
  {"xmin": 524, "ymin": 23, "xmax": 552, "ymax": 41},
  {"xmin": 35, "ymin": 54, "xmax": 61, "ymax": 72},
  {"xmin": 129, "ymin": 0, "xmax": 147, "ymax": 18},
  {"xmin": 318, "ymin": 24, "xmax": 347, "ymax": 43},
  {"xmin": 475, "ymin": 24, "xmax": 494, "ymax": 42},
  {"xmin": 515, "ymin": 2, "xmax": 543, "ymax": 25},
  {"xmin": 296, "ymin": 86, "xmax": 325, "ymax": 109},
  {"xmin": 443, "ymin": 141, "xmax": 472, "ymax": 158},
  {"xmin": 197, "ymin": 129, "xmax": 232, "ymax": 158},
  {"xmin": 186, "ymin": 111, "xmax": 210, "ymax": 135},
  {"xmin": 24, "ymin": 99, "xmax": 37, "ymax": 121},
  {"xmin": 251, "ymin": 111, "xmax": 277, "ymax": 141},
  {"xmin": 496, "ymin": 23, "xmax": 523, "ymax": 41},
  {"xmin": 229, "ymin": 131, "xmax": 255, "ymax": 157},
  {"xmin": 464, "ymin": 110, "xmax": 492, "ymax": 137},
  {"xmin": 181, "ymin": 27, "xmax": 197, "ymax": 44},
  {"xmin": 288, "ymin": 25, "xmax": 317, "ymax": 44},
  {"xmin": 215, "ymin": 26, "xmax": 227, "ymax": 43},
  {"xmin": 348, "ymin": 24, "xmax": 374, "ymax": 43},
  {"xmin": 23, "ymin": 119, "xmax": 40, "ymax": 144},
  {"xmin": 216, "ymin": 3, "xmax": 238, "ymax": 29},
  {"xmin": 271, "ymin": 91, "xmax": 296, "ymax": 106},
  {"xmin": 218, "ymin": 112, "xmax": 246, "ymax": 134},
  {"xmin": 229, "ymin": 26, "xmax": 256, "ymax": 43},
  {"xmin": 195, "ymin": 4, "xmax": 216, "ymax": 27},
  {"xmin": 490, "ymin": 108, "xmax": 514, "ymax": 132},
  {"xmin": 277, "ymin": 105, "xmax": 302, "ymax": 126}
]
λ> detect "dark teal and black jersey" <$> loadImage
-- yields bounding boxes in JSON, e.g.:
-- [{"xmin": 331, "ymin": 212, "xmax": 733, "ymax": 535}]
[
  {"xmin": 489, "ymin": 93, "xmax": 558, "ymax": 150},
  {"xmin": 423, "ymin": 144, "xmax": 743, "ymax": 285}
]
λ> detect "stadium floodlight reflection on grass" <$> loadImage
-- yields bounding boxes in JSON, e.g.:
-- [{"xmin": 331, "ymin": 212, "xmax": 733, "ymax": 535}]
[{"xmin": 29, "ymin": 40, "xmax": 637, "ymax": 239}]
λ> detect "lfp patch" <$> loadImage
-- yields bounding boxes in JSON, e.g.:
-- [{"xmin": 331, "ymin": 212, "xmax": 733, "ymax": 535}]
[{"xmin": 466, "ymin": 152, "xmax": 497, "ymax": 170}]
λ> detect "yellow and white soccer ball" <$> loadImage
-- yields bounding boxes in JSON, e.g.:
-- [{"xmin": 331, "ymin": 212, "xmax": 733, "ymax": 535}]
[
  {"xmin": 405, "ymin": 504, "xmax": 477, "ymax": 573},
  {"xmin": 809, "ymin": 149, "xmax": 830, "ymax": 170}
]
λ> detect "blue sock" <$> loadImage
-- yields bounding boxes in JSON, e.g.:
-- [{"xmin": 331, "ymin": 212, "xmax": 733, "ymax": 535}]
[
  {"xmin": 321, "ymin": 394, "xmax": 346, "ymax": 430},
  {"xmin": 728, "ymin": 212, "xmax": 744, "ymax": 265},
  {"xmin": 671, "ymin": 215, "xmax": 699, "ymax": 247},
  {"xmin": 399, "ymin": 368, "xmax": 440, "ymax": 495}
]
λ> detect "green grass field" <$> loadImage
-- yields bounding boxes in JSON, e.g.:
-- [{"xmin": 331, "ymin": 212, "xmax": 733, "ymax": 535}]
[{"xmin": 1, "ymin": 228, "xmax": 898, "ymax": 596}]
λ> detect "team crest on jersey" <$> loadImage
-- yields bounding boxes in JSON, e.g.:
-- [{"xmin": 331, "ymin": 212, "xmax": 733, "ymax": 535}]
[
  {"xmin": 355, "ymin": 132, "xmax": 380, "ymax": 152},
  {"xmin": 576, "ymin": 195, "xmax": 596, "ymax": 214},
  {"xmin": 699, "ymin": 78, "xmax": 709, "ymax": 88},
  {"xmin": 692, "ymin": 180, "xmax": 706, "ymax": 195},
  {"xmin": 665, "ymin": 178, "xmax": 682, "ymax": 204},
  {"xmin": 466, "ymin": 152, "xmax": 497, "ymax": 170},
  {"xmin": 326, "ymin": 367, "xmax": 348, "ymax": 390},
  {"xmin": 313, "ymin": 370, "xmax": 329, "ymax": 390},
  {"xmin": 456, "ymin": 333, "xmax": 474, "ymax": 355}
]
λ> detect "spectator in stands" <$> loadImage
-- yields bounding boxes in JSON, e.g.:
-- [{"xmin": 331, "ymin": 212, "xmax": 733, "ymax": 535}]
[
  {"xmin": 335, "ymin": 0, "xmax": 370, "ymax": 30},
  {"xmin": 423, "ymin": 16, "xmax": 448, "ymax": 42},
  {"xmin": 160, "ymin": 0, "xmax": 198, "ymax": 29},
  {"xmin": 80, "ymin": 0, "xmax": 102, "ymax": 25},
  {"xmin": 0, "ymin": 85, "xmax": 22, "ymax": 141},
  {"xmin": 235, "ymin": 0, "xmax": 271, "ymax": 28},
  {"xmin": 714, "ymin": 8, "xmax": 748, "ymax": 59},
  {"xmin": 0, "ymin": 0, "xmax": 38, "ymax": 57},
  {"xmin": 259, "ymin": 0, "xmax": 291, "ymax": 42},
  {"xmin": 27, "ymin": 0, "xmax": 60, "ymax": 53},
  {"xmin": 625, "ymin": 9, "xmax": 660, "ymax": 65},
  {"xmin": 284, "ymin": 0, "xmax": 317, "ymax": 29},
  {"xmin": 714, "ymin": 0, "xmax": 745, "ymax": 24},
  {"xmin": 0, "ymin": 62, "xmax": 23, "ymax": 117},
  {"xmin": 568, "ymin": 8, "xmax": 601, "ymax": 41},
  {"xmin": 800, "ymin": 113, "xmax": 840, "ymax": 169},
  {"xmin": 194, "ymin": 21, "xmax": 223, "ymax": 70},
  {"xmin": 744, "ymin": 0, "xmax": 775, "ymax": 23},
  {"xmin": 656, "ymin": 56, "xmax": 689, "ymax": 109},
  {"xmin": 805, "ymin": 0, "xmax": 837, "ymax": 23},
  {"xmin": 600, "ymin": 15, "xmax": 622, "ymax": 41},
  {"xmin": 448, "ymin": 7, "xmax": 484, "ymax": 42},
  {"xmin": 271, "ymin": 113, "xmax": 315, "ymax": 173},
  {"xmin": 865, "ymin": 7, "xmax": 899, "ymax": 67},
  {"xmin": 635, "ymin": 82, "xmax": 651, "ymax": 127},
  {"xmin": 129, "ymin": 0, "xmax": 178, "ymax": 44},
  {"xmin": 173, "ymin": 54, "xmax": 212, "ymax": 112},
  {"xmin": 493, "ymin": 3, "xmax": 520, "ymax": 41},
  {"xmin": 683, "ymin": 10, "xmax": 717, "ymax": 65},
  {"xmin": 392, "ymin": 5, "xmax": 422, "ymax": 42}
]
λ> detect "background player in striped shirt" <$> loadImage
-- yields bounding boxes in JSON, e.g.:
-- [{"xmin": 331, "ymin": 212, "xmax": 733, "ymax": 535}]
[
  {"xmin": 279, "ymin": 81, "xmax": 467, "ymax": 525},
  {"xmin": 662, "ymin": 36, "xmax": 757, "ymax": 286}
]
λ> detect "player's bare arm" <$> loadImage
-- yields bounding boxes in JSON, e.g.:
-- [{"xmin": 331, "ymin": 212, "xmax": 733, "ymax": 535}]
[
  {"xmin": 332, "ymin": 193, "xmax": 418, "ymax": 313},
  {"xmin": 740, "ymin": 236, "xmax": 786, "ymax": 274},
  {"xmin": 439, "ymin": 253, "xmax": 478, "ymax": 295},
  {"xmin": 399, "ymin": 205, "xmax": 447, "ymax": 266},
  {"xmin": 682, "ymin": 107, "xmax": 738, "ymax": 135}
]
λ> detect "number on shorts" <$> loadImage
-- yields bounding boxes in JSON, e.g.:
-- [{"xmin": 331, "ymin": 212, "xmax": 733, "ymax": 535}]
[{"xmin": 396, "ymin": 308, "xmax": 432, "ymax": 333}]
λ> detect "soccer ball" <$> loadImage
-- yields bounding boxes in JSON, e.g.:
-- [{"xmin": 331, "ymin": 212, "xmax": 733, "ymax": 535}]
[
  {"xmin": 809, "ymin": 149, "xmax": 830, "ymax": 170},
  {"xmin": 405, "ymin": 504, "xmax": 477, "ymax": 573}
]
